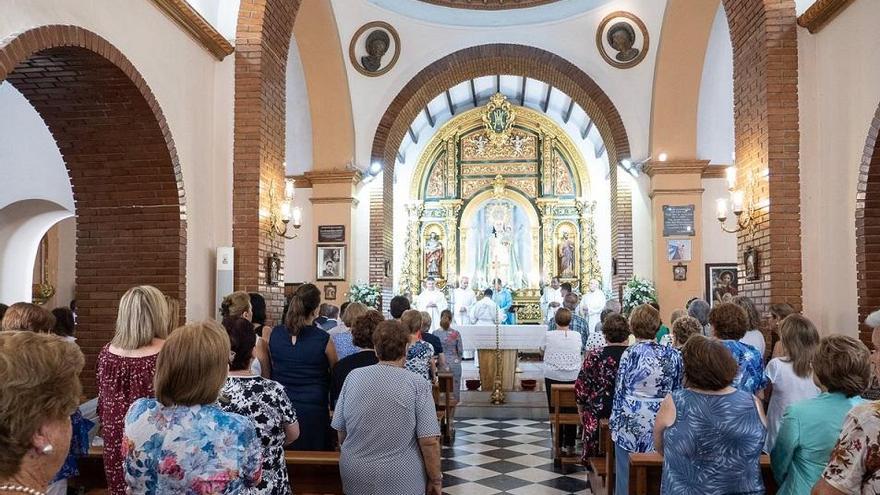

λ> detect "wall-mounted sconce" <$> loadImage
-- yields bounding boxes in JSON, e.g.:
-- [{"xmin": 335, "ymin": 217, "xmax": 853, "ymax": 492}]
[
  {"xmin": 715, "ymin": 166, "xmax": 760, "ymax": 234},
  {"xmin": 267, "ymin": 177, "xmax": 303, "ymax": 240}
]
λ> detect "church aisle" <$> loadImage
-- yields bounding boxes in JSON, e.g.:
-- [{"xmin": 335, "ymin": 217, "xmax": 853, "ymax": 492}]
[{"xmin": 442, "ymin": 418, "xmax": 591, "ymax": 495}]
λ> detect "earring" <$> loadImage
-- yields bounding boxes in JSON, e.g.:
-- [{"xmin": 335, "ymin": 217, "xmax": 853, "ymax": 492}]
[{"xmin": 41, "ymin": 444, "xmax": 54, "ymax": 454}]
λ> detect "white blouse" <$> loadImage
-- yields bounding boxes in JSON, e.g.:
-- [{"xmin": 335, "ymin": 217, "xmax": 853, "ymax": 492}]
[{"xmin": 542, "ymin": 329, "xmax": 583, "ymax": 381}]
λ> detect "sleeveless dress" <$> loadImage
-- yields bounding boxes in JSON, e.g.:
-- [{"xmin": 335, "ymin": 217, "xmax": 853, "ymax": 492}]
[
  {"xmin": 269, "ymin": 324, "xmax": 332, "ymax": 451},
  {"xmin": 661, "ymin": 389, "xmax": 766, "ymax": 494}
]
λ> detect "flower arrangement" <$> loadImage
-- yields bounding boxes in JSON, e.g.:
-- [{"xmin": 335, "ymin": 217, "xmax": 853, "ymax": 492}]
[
  {"xmin": 348, "ymin": 282, "xmax": 382, "ymax": 309},
  {"xmin": 622, "ymin": 276, "xmax": 658, "ymax": 315}
]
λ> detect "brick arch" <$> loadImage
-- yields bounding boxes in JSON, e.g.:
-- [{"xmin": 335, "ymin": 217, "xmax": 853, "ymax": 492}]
[
  {"xmin": 856, "ymin": 103, "xmax": 880, "ymax": 344},
  {"xmin": 369, "ymin": 44, "xmax": 634, "ymax": 302},
  {"xmin": 0, "ymin": 25, "xmax": 187, "ymax": 391}
]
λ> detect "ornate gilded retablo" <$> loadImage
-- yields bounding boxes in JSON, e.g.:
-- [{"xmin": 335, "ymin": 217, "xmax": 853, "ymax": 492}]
[{"xmin": 482, "ymin": 93, "xmax": 516, "ymax": 147}]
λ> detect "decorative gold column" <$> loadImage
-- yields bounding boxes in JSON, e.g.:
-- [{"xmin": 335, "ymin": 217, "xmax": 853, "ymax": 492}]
[
  {"xmin": 577, "ymin": 200, "xmax": 601, "ymax": 285},
  {"xmin": 398, "ymin": 201, "xmax": 424, "ymax": 296},
  {"xmin": 645, "ymin": 161, "xmax": 708, "ymax": 323},
  {"xmin": 537, "ymin": 198, "xmax": 558, "ymax": 280},
  {"xmin": 440, "ymin": 199, "xmax": 463, "ymax": 285}
]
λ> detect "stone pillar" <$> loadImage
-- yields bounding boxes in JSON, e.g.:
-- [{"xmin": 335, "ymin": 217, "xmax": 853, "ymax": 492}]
[
  {"xmin": 645, "ymin": 161, "xmax": 709, "ymax": 323},
  {"xmin": 305, "ymin": 169, "xmax": 360, "ymax": 302}
]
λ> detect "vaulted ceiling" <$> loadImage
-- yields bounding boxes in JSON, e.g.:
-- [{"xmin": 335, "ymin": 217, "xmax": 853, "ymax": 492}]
[{"xmin": 416, "ymin": 0, "xmax": 562, "ymax": 9}]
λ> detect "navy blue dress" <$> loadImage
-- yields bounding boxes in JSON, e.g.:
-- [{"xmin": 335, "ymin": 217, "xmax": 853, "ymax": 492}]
[{"xmin": 269, "ymin": 324, "xmax": 332, "ymax": 451}]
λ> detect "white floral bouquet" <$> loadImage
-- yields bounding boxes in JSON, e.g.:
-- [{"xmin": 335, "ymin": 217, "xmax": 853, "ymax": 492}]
[
  {"xmin": 348, "ymin": 282, "xmax": 382, "ymax": 309},
  {"xmin": 622, "ymin": 276, "xmax": 658, "ymax": 315}
]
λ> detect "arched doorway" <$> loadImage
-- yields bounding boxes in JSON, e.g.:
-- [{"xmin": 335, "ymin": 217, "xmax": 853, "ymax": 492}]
[
  {"xmin": 370, "ymin": 44, "xmax": 633, "ymax": 307},
  {"xmin": 0, "ymin": 26, "xmax": 187, "ymax": 391},
  {"xmin": 856, "ymin": 103, "xmax": 880, "ymax": 345}
]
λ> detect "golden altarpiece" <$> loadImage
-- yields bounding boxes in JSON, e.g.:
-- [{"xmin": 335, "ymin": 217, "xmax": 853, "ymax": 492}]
[{"xmin": 399, "ymin": 94, "xmax": 601, "ymax": 323}]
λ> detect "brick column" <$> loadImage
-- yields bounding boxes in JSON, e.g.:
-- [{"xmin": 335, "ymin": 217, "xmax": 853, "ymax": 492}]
[
  {"xmin": 369, "ymin": 169, "xmax": 394, "ymax": 313},
  {"xmin": 610, "ymin": 163, "xmax": 633, "ymax": 295}
]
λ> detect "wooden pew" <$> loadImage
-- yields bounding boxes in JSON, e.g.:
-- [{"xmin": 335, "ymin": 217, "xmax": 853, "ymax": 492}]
[
  {"xmin": 433, "ymin": 372, "xmax": 455, "ymax": 444},
  {"xmin": 587, "ymin": 419, "xmax": 611, "ymax": 495},
  {"xmin": 75, "ymin": 447, "xmax": 343, "ymax": 495},
  {"xmin": 628, "ymin": 452, "xmax": 777, "ymax": 495},
  {"xmin": 549, "ymin": 383, "xmax": 581, "ymax": 468}
]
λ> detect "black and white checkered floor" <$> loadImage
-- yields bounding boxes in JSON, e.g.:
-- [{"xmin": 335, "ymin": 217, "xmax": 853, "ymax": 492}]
[{"xmin": 442, "ymin": 419, "xmax": 591, "ymax": 495}]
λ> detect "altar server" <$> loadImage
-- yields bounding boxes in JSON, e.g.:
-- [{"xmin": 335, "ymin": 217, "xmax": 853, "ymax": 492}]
[
  {"xmin": 452, "ymin": 276, "xmax": 477, "ymax": 327},
  {"xmin": 471, "ymin": 289, "xmax": 503, "ymax": 325},
  {"xmin": 540, "ymin": 277, "xmax": 564, "ymax": 323},
  {"xmin": 415, "ymin": 277, "xmax": 448, "ymax": 331}
]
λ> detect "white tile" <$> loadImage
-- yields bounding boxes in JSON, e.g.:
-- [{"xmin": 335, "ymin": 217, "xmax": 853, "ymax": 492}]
[
  {"xmin": 444, "ymin": 466, "xmax": 500, "ymax": 482},
  {"xmin": 443, "ymin": 482, "xmax": 501, "ymax": 495},
  {"xmin": 461, "ymin": 425, "xmax": 495, "ymax": 433},
  {"xmin": 505, "ymin": 419, "xmax": 540, "ymax": 426},
  {"xmin": 506, "ymin": 467, "xmax": 564, "ymax": 483},
  {"xmin": 461, "ymin": 418, "xmax": 496, "ymax": 425},
  {"xmin": 505, "ymin": 434, "xmax": 545, "ymax": 444},
  {"xmin": 452, "ymin": 453, "xmax": 500, "ymax": 466},
  {"xmin": 456, "ymin": 433, "xmax": 496, "ymax": 443},
  {"xmin": 507, "ymin": 454, "xmax": 553, "ymax": 467},
  {"xmin": 506, "ymin": 425, "xmax": 545, "ymax": 434},
  {"xmin": 454, "ymin": 442, "xmax": 498, "ymax": 453},
  {"xmin": 505, "ymin": 443, "xmax": 550, "ymax": 455},
  {"xmin": 506, "ymin": 485, "xmax": 569, "ymax": 495}
]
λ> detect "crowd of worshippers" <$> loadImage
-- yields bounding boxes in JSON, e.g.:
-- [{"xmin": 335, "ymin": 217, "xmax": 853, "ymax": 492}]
[{"xmin": 3, "ymin": 288, "xmax": 880, "ymax": 494}]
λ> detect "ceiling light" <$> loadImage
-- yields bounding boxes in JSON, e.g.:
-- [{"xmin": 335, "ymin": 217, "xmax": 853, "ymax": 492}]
[{"xmin": 369, "ymin": 162, "xmax": 382, "ymax": 175}]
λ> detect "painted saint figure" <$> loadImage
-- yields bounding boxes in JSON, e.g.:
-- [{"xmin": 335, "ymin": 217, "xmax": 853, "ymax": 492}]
[
  {"xmin": 607, "ymin": 22, "xmax": 640, "ymax": 62},
  {"xmin": 360, "ymin": 29, "xmax": 390, "ymax": 72},
  {"xmin": 424, "ymin": 232, "xmax": 444, "ymax": 278},
  {"xmin": 558, "ymin": 232, "xmax": 576, "ymax": 277}
]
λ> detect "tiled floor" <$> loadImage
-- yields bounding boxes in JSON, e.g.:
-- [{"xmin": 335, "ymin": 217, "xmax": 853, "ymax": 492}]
[{"xmin": 442, "ymin": 418, "xmax": 591, "ymax": 495}]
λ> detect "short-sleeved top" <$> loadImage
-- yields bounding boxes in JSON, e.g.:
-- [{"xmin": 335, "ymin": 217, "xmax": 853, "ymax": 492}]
[
  {"xmin": 741, "ymin": 329, "xmax": 767, "ymax": 358},
  {"xmin": 722, "ymin": 340, "xmax": 768, "ymax": 395},
  {"xmin": 433, "ymin": 328, "xmax": 463, "ymax": 365},
  {"xmin": 331, "ymin": 364, "xmax": 441, "ymax": 495},
  {"xmin": 661, "ymin": 389, "xmax": 765, "ymax": 494},
  {"xmin": 822, "ymin": 402, "xmax": 880, "ymax": 494},
  {"xmin": 220, "ymin": 376, "xmax": 297, "ymax": 495},
  {"xmin": 332, "ymin": 332, "xmax": 361, "ymax": 361},
  {"xmin": 610, "ymin": 340, "xmax": 683, "ymax": 452},
  {"xmin": 422, "ymin": 332, "xmax": 443, "ymax": 357},
  {"xmin": 763, "ymin": 358, "xmax": 819, "ymax": 452},
  {"xmin": 542, "ymin": 330, "xmax": 583, "ymax": 381},
  {"xmin": 331, "ymin": 350, "xmax": 379, "ymax": 408},
  {"xmin": 123, "ymin": 398, "xmax": 262, "ymax": 494},
  {"xmin": 548, "ymin": 314, "xmax": 590, "ymax": 352},
  {"xmin": 405, "ymin": 339, "xmax": 433, "ymax": 381}
]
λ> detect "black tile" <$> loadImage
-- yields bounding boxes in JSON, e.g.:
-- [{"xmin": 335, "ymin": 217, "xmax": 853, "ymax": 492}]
[
  {"xmin": 483, "ymin": 429, "xmax": 519, "ymax": 438},
  {"xmin": 484, "ymin": 421, "xmax": 517, "ymax": 429},
  {"xmin": 441, "ymin": 474, "xmax": 469, "ymax": 488},
  {"xmin": 539, "ymin": 475, "xmax": 591, "ymax": 492},
  {"xmin": 442, "ymin": 447, "xmax": 471, "ymax": 458},
  {"xmin": 478, "ymin": 460, "xmax": 526, "ymax": 474},
  {"xmin": 474, "ymin": 474, "xmax": 533, "ymax": 491},
  {"xmin": 482, "ymin": 438, "xmax": 519, "ymax": 448},
  {"xmin": 441, "ymin": 459, "xmax": 470, "ymax": 472},
  {"xmin": 481, "ymin": 448, "xmax": 526, "ymax": 460}
]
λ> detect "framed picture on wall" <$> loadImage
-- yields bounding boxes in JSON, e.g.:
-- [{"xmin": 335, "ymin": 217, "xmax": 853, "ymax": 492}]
[
  {"xmin": 316, "ymin": 244, "xmax": 345, "ymax": 281},
  {"xmin": 666, "ymin": 239, "xmax": 692, "ymax": 262},
  {"xmin": 705, "ymin": 263, "xmax": 738, "ymax": 307},
  {"xmin": 744, "ymin": 247, "xmax": 759, "ymax": 281}
]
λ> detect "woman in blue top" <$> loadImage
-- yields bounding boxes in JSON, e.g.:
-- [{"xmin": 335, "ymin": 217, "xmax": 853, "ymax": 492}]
[
  {"xmin": 610, "ymin": 304, "xmax": 683, "ymax": 495},
  {"xmin": 269, "ymin": 283, "xmax": 338, "ymax": 451},
  {"xmin": 709, "ymin": 302, "xmax": 768, "ymax": 395},
  {"xmin": 771, "ymin": 335, "xmax": 870, "ymax": 495},
  {"xmin": 654, "ymin": 335, "xmax": 767, "ymax": 495}
]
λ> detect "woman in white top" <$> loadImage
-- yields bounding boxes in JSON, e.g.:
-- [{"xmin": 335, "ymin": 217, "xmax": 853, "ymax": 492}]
[
  {"xmin": 543, "ymin": 308, "xmax": 584, "ymax": 453},
  {"xmin": 733, "ymin": 295, "xmax": 767, "ymax": 358},
  {"xmin": 764, "ymin": 314, "xmax": 820, "ymax": 451}
]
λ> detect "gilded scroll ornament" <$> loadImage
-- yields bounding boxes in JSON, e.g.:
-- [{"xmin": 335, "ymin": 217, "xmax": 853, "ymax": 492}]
[
  {"xmin": 482, "ymin": 92, "xmax": 516, "ymax": 147},
  {"xmin": 461, "ymin": 129, "xmax": 536, "ymax": 160}
]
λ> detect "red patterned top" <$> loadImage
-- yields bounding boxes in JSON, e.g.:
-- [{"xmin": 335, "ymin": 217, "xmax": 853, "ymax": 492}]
[{"xmin": 96, "ymin": 344, "xmax": 159, "ymax": 495}]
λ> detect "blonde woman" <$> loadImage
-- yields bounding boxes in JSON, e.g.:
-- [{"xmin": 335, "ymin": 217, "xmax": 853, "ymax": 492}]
[
  {"xmin": 221, "ymin": 291, "xmax": 271, "ymax": 378},
  {"xmin": 164, "ymin": 296, "xmax": 180, "ymax": 335},
  {"xmin": 331, "ymin": 301, "xmax": 368, "ymax": 360},
  {"xmin": 764, "ymin": 314, "xmax": 820, "ymax": 452},
  {"xmin": 123, "ymin": 321, "xmax": 262, "ymax": 492},
  {"xmin": 96, "ymin": 285, "xmax": 168, "ymax": 495}
]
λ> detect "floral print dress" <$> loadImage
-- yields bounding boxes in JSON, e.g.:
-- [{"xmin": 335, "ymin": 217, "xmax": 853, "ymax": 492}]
[
  {"xmin": 822, "ymin": 402, "xmax": 880, "ymax": 493},
  {"xmin": 123, "ymin": 398, "xmax": 263, "ymax": 494},
  {"xmin": 575, "ymin": 345, "xmax": 627, "ymax": 462},
  {"xmin": 722, "ymin": 340, "xmax": 768, "ymax": 395},
  {"xmin": 220, "ymin": 376, "xmax": 298, "ymax": 494},
  {"xmin": 405, "ymin": 339, "xmax": 434, "ymax": 381},
  {"xmin": 610, "ymin": 341, "xmax": 683, "ymax": 452}
]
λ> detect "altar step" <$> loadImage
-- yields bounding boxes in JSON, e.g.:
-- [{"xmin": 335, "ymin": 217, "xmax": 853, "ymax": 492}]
[{"xmin": 456, "ymin": 390, "xmax": 550, "ymax": 420}]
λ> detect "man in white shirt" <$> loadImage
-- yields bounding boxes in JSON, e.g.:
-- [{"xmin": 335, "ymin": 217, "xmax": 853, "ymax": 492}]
[
  {"xmin": 471, "ymin": 288, "xmax": 503, "ymax": 325},
  {"xmin": 540, "ymin": 277, "xmax": 563, "ymax": 323},
  {"xmin": 415, "ymin": 277, "xmax": 448, "ymax": 331},
  {"xmin": 452, "ymin": 276, "xmax": 476, "ymax": 327},
  {"xmin": 583, "ymin": 279, "xmax": 606, "ymax": 334}
]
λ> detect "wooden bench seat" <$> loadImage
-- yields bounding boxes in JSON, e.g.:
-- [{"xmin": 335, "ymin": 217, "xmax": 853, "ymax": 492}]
[
  {"xmin": 628, "ymin": 452, "xmax": 776, "ymax": 495},
  {"xmin": 76, "ymin": 447, "xmax": 343, "ymax": 495}
]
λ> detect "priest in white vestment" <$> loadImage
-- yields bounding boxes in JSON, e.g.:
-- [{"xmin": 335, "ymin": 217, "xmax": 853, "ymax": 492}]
[
  {"xmin": 583, "ymin": 279, "xmax": 606, "ymax": 334},
  {"xmin": 471, "ymin": 288, "xmax": 503, "ymax": 325},
  {"xmin": 415, "ymin": 277, "xmax": 448, "ymax": 331},
  {"xmin": 540, "ymin": 277, "xmax": 563, "ymax": 323},
  {"xmin": 452, "ymin": 276, "xmax": 477, "ymax": 327}
]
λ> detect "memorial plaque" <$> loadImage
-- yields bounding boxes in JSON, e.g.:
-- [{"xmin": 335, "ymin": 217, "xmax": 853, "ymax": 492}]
[
  {"xmin": 318, "ymin": 225, "xmax": 346, "ymax": 243},
  {"xmin": 663, "ymin": 205, "xmax": 695, "ymax": 237}
]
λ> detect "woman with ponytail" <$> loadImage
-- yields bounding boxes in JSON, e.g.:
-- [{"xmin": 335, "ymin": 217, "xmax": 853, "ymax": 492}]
[
  {"xmin": 269, "ymin": 283, "xmax": 338, "ymax": 451},
  {"xmin": 221, "ymin": 291, "xmax": 271, "ymax": 378}
]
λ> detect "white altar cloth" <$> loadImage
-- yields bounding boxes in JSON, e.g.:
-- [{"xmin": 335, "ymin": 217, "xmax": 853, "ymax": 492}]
[{"xmin": 458, "ymin": 325, "xmax": 548, "ymax": 351}]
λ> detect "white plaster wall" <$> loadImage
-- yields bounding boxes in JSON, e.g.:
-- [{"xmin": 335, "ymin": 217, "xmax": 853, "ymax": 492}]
[
  {"xmin": 284, "ymin": 188, "xmax": 315, "ymax": 283},
  {"xmin": 352, "ymin": 181, "xmax": 373, "ymax": 284},
  {"xmin": 332, "ymin": 0, "xmax": 666, "ymax": 169},
  {"xmin": 630, "ymin": 172, "xmax": 653, "ymax": 281},
  {"xmin": 701, "ymin": 178, "xmax": 737, "ymax": 264},
  {"xmin": 0, "ymin": 0, "xmax": 235, "ymax": 320},
  {"xmin": 798, "ymin": 0, "xmax": 880, "ymax": 336},
  {"xmin": 696, "ymin": 5, "xmax": 734, "ymax": 166},
  {"xmin": 286, "ymin": 36, "xmax": 313, "ymax": 175}
]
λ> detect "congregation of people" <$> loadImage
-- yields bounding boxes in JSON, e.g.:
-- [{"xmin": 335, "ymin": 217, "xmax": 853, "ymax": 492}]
[{"xmin": 4, "ymin": 279, "xmax": 880, "ymax": 495}]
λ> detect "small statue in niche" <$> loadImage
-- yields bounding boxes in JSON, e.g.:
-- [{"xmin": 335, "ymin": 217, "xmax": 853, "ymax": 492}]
[
  {"xmin": 607, "ymin": 21, "xmax": 640, "ymax": 62},
  {"xmin": 557, "ymin": 231, "xmax": 576, "ymax": 278},
  {"xmin": 424, "ymin": 232, "xmax": 445, "ymax": 278},
  {"xmin": 361, "ymin": 29, "xmax": 390, "ymax": 73}
]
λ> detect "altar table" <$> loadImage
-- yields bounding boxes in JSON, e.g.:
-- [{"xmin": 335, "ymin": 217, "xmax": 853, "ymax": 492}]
[{"xmin": 458, "ymin": 325, "xmax": 548, "ymax": 391}]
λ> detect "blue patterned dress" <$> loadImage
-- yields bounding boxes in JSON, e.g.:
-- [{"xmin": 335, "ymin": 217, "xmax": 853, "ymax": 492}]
[
  {"xmin": 661, "ymin": 389, "xmax": 766, "ymax": 494},
  {"xmin": 722, "ymin": 340, "xmax": 768, "ymax": 395},
  {"xmin": 405, "ymin": 340, "xmax": 433, "ymax": 381},
  {"xmin": 332, "ymin": 332, "xmax": 361, "ymax": 361},
  {"xmin": 122, "ymin": 398, "xmax": 262, "ymax": 494},
  {"xmin": 610, "ymin": 341, "xmax": 683, "ymax": 452}
]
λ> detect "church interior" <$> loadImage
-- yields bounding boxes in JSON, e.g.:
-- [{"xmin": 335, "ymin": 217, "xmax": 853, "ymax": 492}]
[{"xmin": 2, "ymin": 0, "xmax": 880, "ymax": 494}]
